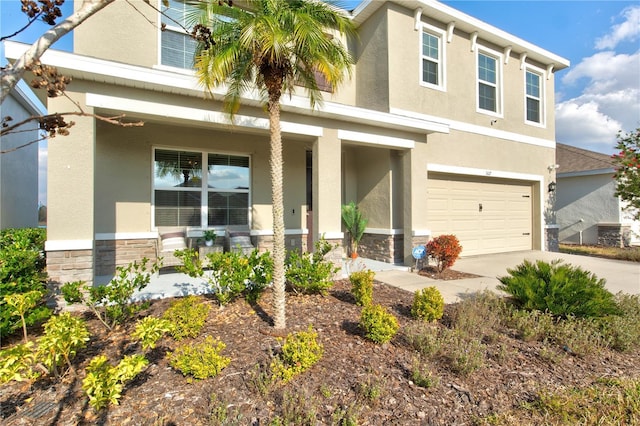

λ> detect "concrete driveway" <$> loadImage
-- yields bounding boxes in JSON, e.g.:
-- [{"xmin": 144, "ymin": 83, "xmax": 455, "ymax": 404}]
[{"xmin": 374, "ymin": 250, "xmax": 640, "ymax": 304}]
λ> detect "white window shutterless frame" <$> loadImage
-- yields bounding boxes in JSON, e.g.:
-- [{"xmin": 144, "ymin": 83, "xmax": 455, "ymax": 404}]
[
  {"xmin": 476, "ymin": 48, "xmax": 503, "ymax": 116},
  {"xmin": 420, "ymin": 24, "xmax": 446, "ymax": 91}
]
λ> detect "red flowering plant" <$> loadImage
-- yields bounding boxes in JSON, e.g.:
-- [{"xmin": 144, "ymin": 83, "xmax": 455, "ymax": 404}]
[
  {"xmin": 612, "ymin": 128, "xmax": 640, "ymax": 220},
  {"xmin": 426, "ymin": 234, "xmax": 462, "ymax": 272}
]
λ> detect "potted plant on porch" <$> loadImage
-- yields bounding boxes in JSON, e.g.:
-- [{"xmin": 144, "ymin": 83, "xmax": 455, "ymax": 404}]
[
  {"xmin": 202, "ymin": 230, "xmax": 217, "ymax": 247},
  {"xmin": 341, "ymin": 201, "xmax": 368, "ymax": 259}
]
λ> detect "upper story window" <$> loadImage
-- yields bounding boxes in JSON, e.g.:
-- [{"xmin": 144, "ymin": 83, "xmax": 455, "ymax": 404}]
[
  {"xmin": 525, "ymin": 68, "xmax": 544, "ymax": 125},
  {"xmin": 420, "ymin": 25, "xmax": 445, "ymax": 90},
  {"xmin": 477, "ymin": 50, "xmax": 502, "ymax": 115},
  {"xmin": 160, "ymin": 0, "xmax": 198, "ymax": 69},
  {"xmin": 153, "ymin": 149, "xmax": 250, "ymax": 228}
]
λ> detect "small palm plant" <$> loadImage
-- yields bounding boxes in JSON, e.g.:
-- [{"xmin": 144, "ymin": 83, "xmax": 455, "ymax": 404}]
[{"xmin": 341, "ymin": 202, "xmax": 367, "ymax": 258}]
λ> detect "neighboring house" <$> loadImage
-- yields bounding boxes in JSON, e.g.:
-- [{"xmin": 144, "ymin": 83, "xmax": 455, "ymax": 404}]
[
  {"xmin": 4, "ymin": 0, "xmax": 569, "ymax": 285},
  {"xmin": 556, "ymin": 143, "xmax": 639, "ymax": 247},
  {"xmin": 0, "ymin": 77, "xmax": 43, "ymax": 229}
]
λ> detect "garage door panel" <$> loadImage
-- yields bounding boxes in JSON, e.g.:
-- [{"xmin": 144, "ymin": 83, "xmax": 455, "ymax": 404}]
[{"xmin": 427, "ymin": 175, "xmax": 533, "ymax": 256}]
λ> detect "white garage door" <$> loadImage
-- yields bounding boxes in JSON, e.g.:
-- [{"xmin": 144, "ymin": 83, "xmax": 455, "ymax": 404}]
[{"xmin": 426, "ymin": 174, "xmax": 533, "ymax": 256}]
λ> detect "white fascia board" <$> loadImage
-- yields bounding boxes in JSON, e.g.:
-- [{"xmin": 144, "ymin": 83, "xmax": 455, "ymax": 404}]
[
  {"xmin": 4, "ymin": 41, "xmax": 450, "ymax": 137},
  {"xmin": 366, "ymin": 228, "xmax": 404, "ymax": 235},
  {"xmin": 85, "ymin": 93, "xmax": 323, "ymax": 137},
  {"xmin": 337, "ymin": 130, "xmax": 415, "ymax": 149},
  {"xmin": 45, "ymin": 239, "xmax": 93, "ymax": 251},
  {"xmin": 427, "ymin": 163, "xmax": 543, "ymax": 182},
  {"xmin": 557, "ymin": 168, "xmax": 615, "ymax": 178},
  {"xmin": 391, "ymin": 107, "xmax": 555, "ymax": 149},
  {"xmin": 353, "ymin": 1, "xmax": 569, "ymax": 70}
]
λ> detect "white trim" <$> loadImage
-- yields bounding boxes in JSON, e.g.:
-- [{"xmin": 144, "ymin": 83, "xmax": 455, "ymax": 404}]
[
  {"xmin": 390, "ymin": 107, "xmax": 555, "ymax": 149},
  {"xmin": 321, "ymin": 232, "xmax": 345, "ymax": 240},
  {"xmin": 45, "ymin": 240, "xmax": 93, "ymax": 251},
  {"xmin": 419, "ymin": 22, "xmax": 447, "ymax": 92},
  {"xmin": 414, "ymin": 7, "xmax": 423, "ymax": 31},
  {"xmin": 86, "ymin": 93, "xmax": 324, "ymax": 137},
  {"xmin": 95, "ymin": 232, "xmax": 157, "ymax": 240},
  {"xmin": 426, "ymin": 163, "xmax": 545, "ymax": 252},
  {"xmin": 14, "ymin": 80, "xmax": 47, "ymax": 115},
  {"xmin": 427, "ymin": 163, "xmax": 542, "ymax": 182},
  {"xmin": 519, "ymin": 52, "xmax": 528, "ymax": 70},
  {"xmin": 352, "ymin": 1, "xmax": 570, "ymax": 71},
  {"xmin": 446, "ymin": 22, "xmax": 455, "ymax": 43},
  {"xmin": 365, "ymin": 228, "xmax": 404, "ymax": 235},
  {"xmin": 503, "ymin": 46, "xmax": 512, "ymax": 64},
  {"xmin": 412, "ymin": 229, "xmax": 431, "ymax": 237},
  {"xmin": 4, "ymin": 42, "xmax": 449, "ymax": 136},
  {"xmin": 249, "ymin": 229, "xmax": 309, "ymax": 236},
  {"xmin": 524, "ymin": 65, "xmax": 546, "ymax": 128},
  {"xmin": 546, "ymin": 64, "xmax": 555, "ymax": 80},
  {"xmin": 476, "ymin": 46, "xmax": 504, "ymax": 118},
  {"xmin": 337, "ymin": 130, "xmax": 415, "ymax": 149},
  {"xmin": 470, "ymin": 31, "xmax": 478, "ymax": 52},
  {"xmin": 544, "ymin": 224, "xmax": 560, "ymax": 229}
]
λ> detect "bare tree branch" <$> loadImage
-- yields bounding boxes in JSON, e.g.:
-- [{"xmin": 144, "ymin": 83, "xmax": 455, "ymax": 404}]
[{"xmin": 1, "ymin": 0, "xmax": 116, "ymax": 104}]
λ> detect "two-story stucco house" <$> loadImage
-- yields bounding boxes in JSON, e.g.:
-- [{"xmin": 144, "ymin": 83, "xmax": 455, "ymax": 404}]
[{"xmin": 4, "ymin": 0, "xmax": 569, "ymax": 286}]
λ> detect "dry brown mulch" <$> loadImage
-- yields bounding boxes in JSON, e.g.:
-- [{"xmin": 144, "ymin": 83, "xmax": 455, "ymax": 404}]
[
  {"xmin": 1, "ymin": 280, "xmax": 639, "ymax": 425},
  {"xmin": 418, "ymin": 266, "xmax": 482, "ymax": 280}
]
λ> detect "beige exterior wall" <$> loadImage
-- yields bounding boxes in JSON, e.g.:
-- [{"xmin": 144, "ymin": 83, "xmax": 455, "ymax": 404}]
[
  {"xmin": 74, "ymin": 0, "xmax": 157, "ymax": 68},
  {"xmin": 46, "ymin": 90, "xmax": 95, "ymax": 242},
  {"xmin": 383, "ymin": 5, "xmax": 556, "ymax": 141}
]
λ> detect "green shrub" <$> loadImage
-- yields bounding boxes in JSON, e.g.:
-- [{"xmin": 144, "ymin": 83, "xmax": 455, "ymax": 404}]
[
  {"xmin": 426, "ymin": 234, "xmax": 462, "ymax": 272},
  {"xmin": 411, "ymin": 359, "xmax": 440, "ymax": 389},
  {"xmin": 132, "ymin": 316, "xmax": 174, "ymax": 350},
  {"xmin": 442, "ymin": 329, "xmax": 485, "ymax": 376},
  {"xmin": 0, "ymin": 228, "xmax": 50, "ymax": 338},
  {"xmin": 270, "ymin": 325, "xmax": 323, "ymax": 383},
  {"xmin": 411, "ymin": 287, "xmax": 444, "ymax": 322},
  {"xmin": 286, "ymin": 238, "xmax": 338, "ymax": 295},
  {"xmin": 61, "ymin": 258, "xmax": 160, "ymax": 330},
  {"xmin": 497, "ymin": 260, "xmax": 619, "ymax": 318},
  {"xmin": 82, "ymin": 354, "xmax": 148, "ymax": 410},
  {"xmin": 168, "ymin": 336, "xmax": 231, "ymax": 380},
  {"xmin": 359, "ymin": 304, "xmax": 399, "ymax": 344},
  {"xmin": 0, "ymin": 342, "xmax": 38, "ymax": 384},
  {"xmin": 349, "ymin": 269, "xmax": 374, "ymax": 306},
  {"xmin": 162, "ymin": 295, "xmax": 210, "ymax": 340},
  {"xmin": 36, "ymin": 312, "xmax": 90, "ymax": 376},
  {"xmin": 177, "ymin": 249, "xmax": 273, "ymax": 306},
  {"xmin": 3, "ymin": 290, "xmax": 44, "ymax": 342}
]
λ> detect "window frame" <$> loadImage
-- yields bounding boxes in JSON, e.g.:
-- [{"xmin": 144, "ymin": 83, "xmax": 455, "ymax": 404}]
[
  {"xmin": 158, "ymin": 0, "xmax": 198, "ymax": 70},
  {"xmin": 524, "ymin": 66, "xmax": 546, "ymax": 127},
  {"xmin": 476, "ymin": 47, "xmax": 503, "ymax": 117},
  {"xmin": 419, "ymin": 23, "xmax": 446, "ymax": 92},
  {"xmin": 151, "ymin": 147, "xmax": 252, "ymax": 231}
]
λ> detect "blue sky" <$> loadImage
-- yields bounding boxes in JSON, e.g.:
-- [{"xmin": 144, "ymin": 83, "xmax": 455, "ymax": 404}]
[{"xmin": 2, "ymin": 0, "xmax": 639, "ymax": 202}]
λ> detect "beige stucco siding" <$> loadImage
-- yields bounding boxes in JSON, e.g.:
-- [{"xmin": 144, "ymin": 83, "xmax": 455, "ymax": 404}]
[
  {"xmin": 46, "ymin": 92, "xmax": 95, "ymax": 241},
  {"xmin": 74, "ymin": 1, "xmax": 157, "ymax": 68},
  {"xmin": 385, "ymin": 5, "xmax": 556, "ymax": 141},
  {"xmin": 355, "ymin": 5, "xmax": 390, "ymax": 111}
]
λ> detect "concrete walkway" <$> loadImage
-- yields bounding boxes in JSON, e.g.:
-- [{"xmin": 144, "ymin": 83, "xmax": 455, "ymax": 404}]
[
  {"xmin": 124, "ymin": 250, "xmax": 639, "ymax": 304},
  {"xmin": 372, "ymin": 250, "xmax": 640, "ymax": 304}
]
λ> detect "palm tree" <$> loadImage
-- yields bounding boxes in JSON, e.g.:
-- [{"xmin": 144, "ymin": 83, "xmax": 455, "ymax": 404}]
[{"xmin": 190, "ymin": 0, "xmax": 354, "ymax": 330}]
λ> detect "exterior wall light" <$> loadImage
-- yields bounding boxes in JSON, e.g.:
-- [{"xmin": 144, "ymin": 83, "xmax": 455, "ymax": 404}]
[{"xmin": 548, "ymin": 181, "xmax": 556, "ymax": 193}]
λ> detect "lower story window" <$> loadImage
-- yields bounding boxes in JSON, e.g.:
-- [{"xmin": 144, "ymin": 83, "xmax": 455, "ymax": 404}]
[{"xmin": 153, "ymin": 149, "xmax": 250, "ymax": 228}]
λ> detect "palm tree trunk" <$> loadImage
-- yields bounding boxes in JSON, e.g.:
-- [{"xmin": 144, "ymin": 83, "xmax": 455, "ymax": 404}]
[{"xmin": 268, "ymin": 97, "xmax": 286, "ymax": 330}]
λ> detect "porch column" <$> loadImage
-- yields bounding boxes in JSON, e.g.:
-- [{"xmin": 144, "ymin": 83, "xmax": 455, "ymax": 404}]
[
  {"xmin": 402, "ymin": 145, "xmax": 430, "ymax": 265},
  {"xmin": 312, "ymin": 129, "xmax": 343, "ymax": 261},
  {"xmin": 45, "ymin": 93, "xmax": 96, "ymax": 286}
]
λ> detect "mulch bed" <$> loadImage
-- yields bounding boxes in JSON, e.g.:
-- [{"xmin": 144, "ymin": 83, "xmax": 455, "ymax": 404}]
[{"xmin": 2, "ymin": 279, "xmax": 638, "ymax": 425}]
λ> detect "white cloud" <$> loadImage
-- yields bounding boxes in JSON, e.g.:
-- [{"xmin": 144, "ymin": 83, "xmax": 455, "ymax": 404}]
[
  {"xmin": 555, "ymin": 101, "xmax": 622, "ymax": 153},
  {"xmin": 562, "ymin": 51, "xmax": 639, "ymax": 93},
  {"xmin": 557, "ymin": 48, "xmax": 639, "ymax": 154},
  {"xmin": 595, "ymin": 5, "xmax": 640, "ymax": 50}
]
